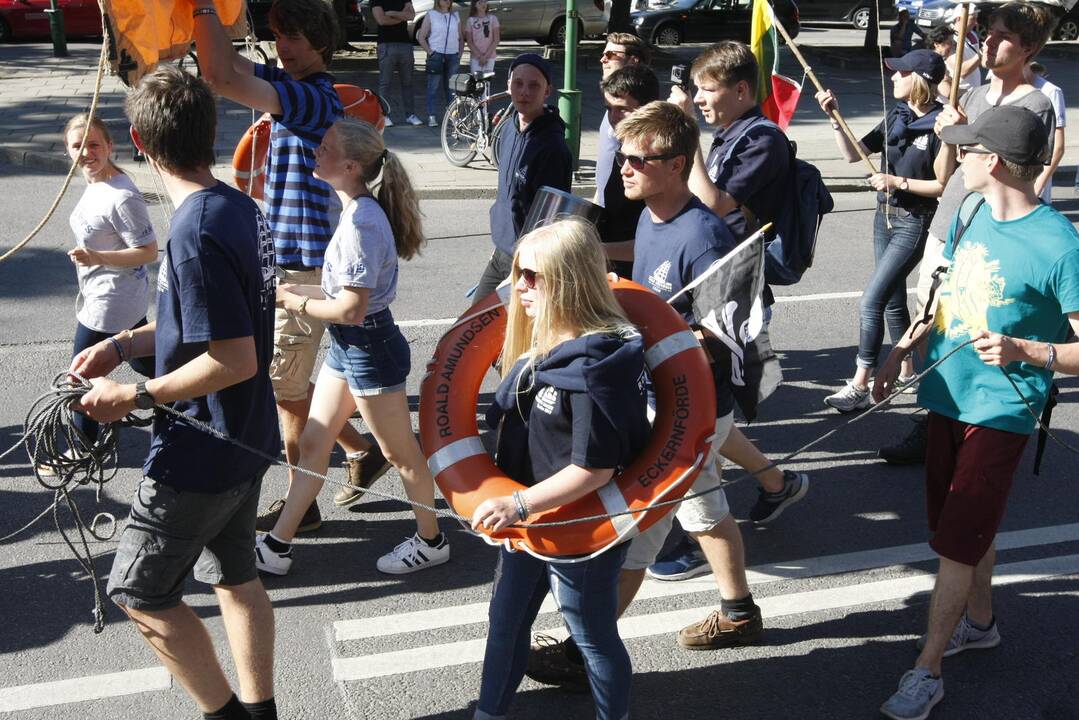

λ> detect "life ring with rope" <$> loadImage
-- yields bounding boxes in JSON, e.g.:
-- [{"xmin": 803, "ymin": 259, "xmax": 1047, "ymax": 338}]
[
  {"xmin": 418, "ymin": 277, "xmax": 717, "ymax": 562},
  {"xmin": 232, "ymin": 84, "xmax": 390, "ymax": 200}
]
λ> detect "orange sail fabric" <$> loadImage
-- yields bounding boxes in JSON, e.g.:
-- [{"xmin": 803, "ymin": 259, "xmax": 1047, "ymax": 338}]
[{"xmin": 102, "ymin": 0, "xmax": 248, "ymax": 85}]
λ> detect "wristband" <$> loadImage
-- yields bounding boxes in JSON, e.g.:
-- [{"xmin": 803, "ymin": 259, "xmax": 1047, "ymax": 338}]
[
  {"xmin": 830, "ymin": 121, "xmax": 841, "ymax": 130},
  {"xmin": 108, "ymin": 336, "xmax": 126, "ymax": 362},
  {"xmin": 193, "ymin": 6, "xmax": 217, "ymax": 18},
  {"xmin": 1045, "ymin": 342, "xmax": 1056, "ymax": 371},
  {"xmin": 512, "ymin": 491, "xmax": 530, "ymax": 521}
]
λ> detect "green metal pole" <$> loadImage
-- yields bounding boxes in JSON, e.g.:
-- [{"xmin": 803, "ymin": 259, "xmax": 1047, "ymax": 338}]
[
  {"xmin": 558, "ymin": 0, "xmax": 582, "ymax": 169},
  {"xmin": 46, "ymin": 0, "xmax": 68, "ymax": 58}
]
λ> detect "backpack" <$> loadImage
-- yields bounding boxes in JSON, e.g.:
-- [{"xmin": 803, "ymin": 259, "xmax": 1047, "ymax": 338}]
[{"xmin": 718, "ymin": 116, "xmax": 834, "ymax": 286}]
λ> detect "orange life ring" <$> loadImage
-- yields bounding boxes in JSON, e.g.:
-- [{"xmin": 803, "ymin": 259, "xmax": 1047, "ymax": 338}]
[
  {"xmin": 418, "ymin": 278, "xmax": 717, "ymax": 560},
  {"xmin": 231, "ymin": 84, "xmax": 388, "ymax": 200}
]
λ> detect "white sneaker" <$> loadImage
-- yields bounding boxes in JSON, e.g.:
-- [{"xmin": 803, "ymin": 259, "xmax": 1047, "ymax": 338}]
[
  {"xmin": 255, "ymin": 533, "xmax": 293, "ymax": 576},
  {"xmin": 428, "ymin": 114, "xmax": 438, "ymax": 127},
  {"xmin": 405, "ymin": 114, "xmax": 424, "ymax": 126},
  {"xmin": 824, "ymin": 381, "xmax": 870, "ymax": 413},
  {"xmin": 896, "ymin": 373, "xmax": 919, "ymax": 395},
  {"xmin": 376, "ymin": 533, "xmax": 450, "ymax": 574},
  {"xmin": 383, "ymin": 116, "xmax": 394, "ymax": 128}
]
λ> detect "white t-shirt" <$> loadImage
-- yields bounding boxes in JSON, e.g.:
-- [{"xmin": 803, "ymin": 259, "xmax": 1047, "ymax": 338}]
[
  {"xmin": 69, "ymin": 173, "xmax": 156, "ymax": 333},
  {"xmin": 321, "ymin": 196, "xmax": 398, "ymax": 317},
  {"xmin": 426, "ymin": 10, "xmax": 460, "ymax": 55},
  {"xmin": 1034, "ymin": 74, "xmax": 1066, "ymax": 204},
  {"xmin": 936, "ymin": 41, "xmax": 982, "ymax": 104},
  {"xmin": 594, "ymin": 114, "xmax": 619, "ymax": 208}
]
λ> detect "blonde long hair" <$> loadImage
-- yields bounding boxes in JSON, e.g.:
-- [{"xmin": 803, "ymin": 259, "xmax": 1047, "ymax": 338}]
[
  {"xmin": 501, "ymin": 218, "xmax": 634, "ymax": 377},
  {"xmin": 333, "ymin": 117, "xmax": 426, "ymax": 259}
]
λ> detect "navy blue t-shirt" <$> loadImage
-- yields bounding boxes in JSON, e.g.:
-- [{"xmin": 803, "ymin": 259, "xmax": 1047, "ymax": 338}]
[
  {"xmin": 633, "ymin": 196, "xmax": 736, "ymax": 417},
  {"xmin": 146, "ymin": 183, "xmax": 281, "ymax": 492}
]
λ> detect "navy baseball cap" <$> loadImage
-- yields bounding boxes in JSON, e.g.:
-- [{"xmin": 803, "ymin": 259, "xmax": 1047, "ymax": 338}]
[
  {"xmin": 941, "ymin": 105, "xmax": 1049, "ymax": 166},
  {"xmin": 509, "ymin": 53, "xmax": 553, "ymax": 85},
  {"xmin": 884, "ymin": 49, "xmax": 947, "ymax": 85}
]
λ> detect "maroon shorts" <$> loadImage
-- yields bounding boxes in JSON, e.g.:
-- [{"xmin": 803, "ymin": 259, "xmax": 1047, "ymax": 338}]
[{"xmin": 925, "ymin": 412, "xmax": 1029, "ymax": 566}]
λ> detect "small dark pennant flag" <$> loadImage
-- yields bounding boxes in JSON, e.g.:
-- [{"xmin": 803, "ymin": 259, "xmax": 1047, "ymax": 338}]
[{"xmin": 671, "ymin": 227, "xmax": 782, "ymax": 422}]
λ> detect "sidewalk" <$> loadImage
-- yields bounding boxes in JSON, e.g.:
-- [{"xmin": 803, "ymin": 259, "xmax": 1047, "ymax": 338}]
[{"xmin": 1, "ymin": 35, "xmax": 1076, "ymax": 198}]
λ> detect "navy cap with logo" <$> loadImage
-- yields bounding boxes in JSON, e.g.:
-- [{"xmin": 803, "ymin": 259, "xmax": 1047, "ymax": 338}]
[
  {"xmin": 509, "ymin": 53, "xmax": 553, "ymax": 85},
  {"xmin": 884, "ymin": 49, "xmax": 947, "ymax": 85},
  {"xmin": 941, "ymin": 105, "xmax": 1049, "ymax": 166}
]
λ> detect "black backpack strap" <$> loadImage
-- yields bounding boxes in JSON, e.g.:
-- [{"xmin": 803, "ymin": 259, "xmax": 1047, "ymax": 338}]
[
  {"xmin": 1033, "ymin": 382, "xmax": 1059, "ymax": 476},
  {"xmin": 907, "ymin": 192, "xmax": 985, "ymax": 340}
]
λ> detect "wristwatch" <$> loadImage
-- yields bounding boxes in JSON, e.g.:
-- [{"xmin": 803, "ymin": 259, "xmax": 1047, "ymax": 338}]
[
  {"xmin": 898, "ymin": 177, "xmax": 910, "ymax": 191},
  {"xmin": 133, "ymin": 381, "xmax": 156, "ymax": 411}
]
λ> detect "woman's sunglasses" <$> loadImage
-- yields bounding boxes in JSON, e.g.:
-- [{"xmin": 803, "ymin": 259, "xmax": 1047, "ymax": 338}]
[
  {"xmin": 615, "ymin": 150, "xmax": 680, "ymax": 171},
  {"xmin": 517, "ymin": 267, "xmax": 541, "ymax": 289}
]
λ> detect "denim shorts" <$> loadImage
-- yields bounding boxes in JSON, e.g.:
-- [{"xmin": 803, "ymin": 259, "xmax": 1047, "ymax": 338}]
[
  {"xmin": 107, "ymin": 471, "xmax": 265, "ymax": 611},
  {"xmin": 322, "ymin": 308, "xmax": 411, "ymax": 397}
]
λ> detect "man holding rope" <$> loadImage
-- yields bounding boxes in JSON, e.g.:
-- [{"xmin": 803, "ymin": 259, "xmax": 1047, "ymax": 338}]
[
  {"xmin": 873, "ymin": 105, "xmax": 1079, "ymax": 720},
  {"xmin": 74, "ymin": 66, "xmax": 282, "ymax": 720},
  {"xmin": 880, "ymin": 0, "xmax": 1057, "ymax": 466}
]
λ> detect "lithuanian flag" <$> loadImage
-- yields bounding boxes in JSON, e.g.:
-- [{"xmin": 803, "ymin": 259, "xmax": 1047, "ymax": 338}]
[{"xmin": 750, "ymin": 0, "xmax": 801, "ymax": 130}]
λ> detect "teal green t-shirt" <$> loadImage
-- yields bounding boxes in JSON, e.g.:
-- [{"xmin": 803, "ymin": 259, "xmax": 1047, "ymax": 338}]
[{"xmin": 918, "ymin": 201, "xmax": 1079, "ymax": 434}]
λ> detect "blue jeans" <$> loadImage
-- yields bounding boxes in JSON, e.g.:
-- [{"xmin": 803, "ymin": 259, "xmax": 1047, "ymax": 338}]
[
  {"xmin": 477, "ymin": 544, "xmax": 630, "ymax": 720},
  {"xmin": 425, "ymin": 51, "xmax": 459, "ymax": 117},
  {"xmin": 377, "ymin": 42, "xmax": 415, "ymax": 117},
  {"xmin": 857, "ymin": 209, "xmax": 931, "ymax": 369},
  {"xmin": 72, "ymin": 319, "xmax": 155, "ymax": 442}
]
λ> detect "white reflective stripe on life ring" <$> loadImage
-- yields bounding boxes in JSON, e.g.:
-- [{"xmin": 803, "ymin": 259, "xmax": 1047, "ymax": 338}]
[
  {"xmin": 234, "ymin": 167, "xmax": 265, "ymax": 181},
  {"xmin": 427, "ymin": 436, "xmax": 487, "ymax": 477},
  {"xmin": 644, "ymin": 329, "xmax": 699, "ymax": 371},
  {"xmin": 596, "ymin": 481, "xmax": 640, "ymax": 540}
]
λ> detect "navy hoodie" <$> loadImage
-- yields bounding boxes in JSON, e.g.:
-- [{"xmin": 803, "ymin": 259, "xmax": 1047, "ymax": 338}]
[
  {"xmin": 487, "ymin": 331, "xmax": 649, "ymax": 487},
  {"xmin": 489, "ymin": 106, "xmax": 574, "ymax": 255}
]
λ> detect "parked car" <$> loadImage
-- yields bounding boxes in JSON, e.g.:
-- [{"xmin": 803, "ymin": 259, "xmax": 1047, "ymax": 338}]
[
  {"xmin": 631, "ymin": 0, "xmax": 800, "ymax": 47},
  {"xmin": 381, "ymin": 0, "xmax": 608, "ymax": 46},
  {"xmin": 795, "ymin": 0, "xmax": 895, "ymax": 30},
  {"xmin": 0, "ymin": 0, "xmax": 102, "ymax": 42},
  {"xmin": 248, "ymin": 0, "xmax": 366, "ymax": 41}
]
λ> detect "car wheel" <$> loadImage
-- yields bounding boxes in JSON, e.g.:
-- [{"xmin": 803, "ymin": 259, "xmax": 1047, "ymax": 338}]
[
  {"xmin": 546, "ymin": 16, "xmax": 585, "ymax": 46},
  {"xmin": 851, "ymin": 6, "xmax": 870, "ymax": 30},
  {"xmin": 1055, "ymin": 18, "xmax": 1078, "ymax": 41},
  {"xmin": 0, "ymin": 17, "xmax": 11, "ymax": 43},
  {"xmin": 653, "ymin": 23, "xmax": 682, "ymax": 46}
]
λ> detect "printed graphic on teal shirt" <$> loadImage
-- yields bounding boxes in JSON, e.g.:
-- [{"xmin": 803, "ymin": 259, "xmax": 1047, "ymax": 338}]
[{"xmin": 918, "ymin": 203, "xmax": 1079, "ymax": 434}]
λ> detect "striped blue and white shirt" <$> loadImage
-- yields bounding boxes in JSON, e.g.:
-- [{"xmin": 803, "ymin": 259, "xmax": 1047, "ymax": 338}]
[{"xmin": 254, "ymin": 63, "xmax": 343, "ymax": 268}]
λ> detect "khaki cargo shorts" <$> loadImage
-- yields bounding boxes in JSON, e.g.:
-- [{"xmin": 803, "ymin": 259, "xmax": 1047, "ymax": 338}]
[{"xmin": 270, "ymin": 267, "xmax": 326, "ymax": 403}]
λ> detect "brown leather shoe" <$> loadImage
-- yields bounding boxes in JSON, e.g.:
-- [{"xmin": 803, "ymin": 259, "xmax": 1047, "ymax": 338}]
[
  {"xmin": 334, "ymin": 445, "xmax": 392, "ymax": 506},
  {"xmin": 677, "ymin": 608, "xmax": 763, "ymax": 650},
  {"xmin": 256, "ymin": 498, "xmax": 322, "ymax": 533}
]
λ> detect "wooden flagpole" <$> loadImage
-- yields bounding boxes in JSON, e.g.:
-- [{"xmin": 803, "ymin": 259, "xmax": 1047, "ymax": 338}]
[
  {"xmin": 949, "ymin": 3, "xmax": 972, "ymax": 108},
  {"xmin": 768, "ymin": 10, "xmax": 878, "ymax": 174}
]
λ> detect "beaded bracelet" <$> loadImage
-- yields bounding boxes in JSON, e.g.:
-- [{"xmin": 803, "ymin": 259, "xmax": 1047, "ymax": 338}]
[{"xmin": 193, "ymin": 7, "xmax": 218, "ymax": 17}]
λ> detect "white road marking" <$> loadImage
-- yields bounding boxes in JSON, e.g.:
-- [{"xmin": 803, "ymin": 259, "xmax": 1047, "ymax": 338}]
[
  {"xmin": 394, "ymin": 288, "xmax": 916, "ymax": 329},
  {"xmin": 0, "ymin": 667, "xmax": 172, "ymax": 713},
  {"xmin": 332, "ymin": 552, "xmax": 1079, "ymax": 681},
  {"xmin": 333, "ymin": 521, "xmax": 1079, "ymax": 642}
]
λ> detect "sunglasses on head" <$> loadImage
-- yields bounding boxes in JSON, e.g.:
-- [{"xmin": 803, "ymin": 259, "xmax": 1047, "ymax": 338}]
[
  {"xmin": 516, "ymin": 266, "xmax": 541, "ymax": 289},
  {"xmin": 615, "ymin": 150, "xmax": 680, "ymax": 170}
]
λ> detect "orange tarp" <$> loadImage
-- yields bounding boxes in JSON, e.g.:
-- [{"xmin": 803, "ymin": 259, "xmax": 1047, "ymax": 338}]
[{"xmin": 103, "ymin": 0, "xmax": 248, "ymax": 85}]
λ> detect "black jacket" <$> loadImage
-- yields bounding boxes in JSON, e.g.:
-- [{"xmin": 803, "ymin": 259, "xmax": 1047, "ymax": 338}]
[{"xmin": 489, "ymin": 106, "xmax": 573, "ymax": 255}]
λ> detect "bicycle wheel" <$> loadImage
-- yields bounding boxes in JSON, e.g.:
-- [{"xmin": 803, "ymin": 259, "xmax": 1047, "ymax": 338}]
[
  {"xmin": 488, "ymin": 104, "xmax": 513, "ymax": 169},
  {"xmin": 441, "ymin": 97, "xmax": 482, "ymax": 167}
]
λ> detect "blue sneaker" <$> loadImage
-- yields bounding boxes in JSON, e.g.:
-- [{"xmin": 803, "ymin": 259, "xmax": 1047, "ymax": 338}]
[
  {"xmin": 880, "ymin": 668, "xmax": 943, "ymax": 720},
  {"xmin": 646, "ymin": 535, "xmax": 709, "ymax": 581}
]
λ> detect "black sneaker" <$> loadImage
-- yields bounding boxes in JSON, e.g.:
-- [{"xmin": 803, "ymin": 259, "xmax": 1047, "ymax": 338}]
[
  {"xmin": 878, "ymin": 416, "xmax": 928, "ymax": 466},
  {"xmin": 334, "ymin": 445, "xmax": 392, "ymax": 506},
  {"xmin": 748, "ymin": 471, "xmax": 809, "ymax": 524},
  {"xmin": 255, "ymin": 498, "xmax": 322, "ymax": 533}
]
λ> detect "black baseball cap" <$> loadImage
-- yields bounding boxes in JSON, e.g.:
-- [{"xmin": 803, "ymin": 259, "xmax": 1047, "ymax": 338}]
[
  {"xmin": 941, "ymin": 105, "xmax": 1049, "ymax": 165},
  {"xmin": 509, "ymin": 53, "xmax": 553, "ymax": 85},
  {"xmin": 884, "ymin": 49, "xmax": 946, "ymax": 85}
]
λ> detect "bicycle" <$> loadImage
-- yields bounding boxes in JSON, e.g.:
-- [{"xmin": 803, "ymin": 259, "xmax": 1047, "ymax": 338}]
[{"xmin": 440, "ymin": 72, "xmax": 513, "ymax": 168}]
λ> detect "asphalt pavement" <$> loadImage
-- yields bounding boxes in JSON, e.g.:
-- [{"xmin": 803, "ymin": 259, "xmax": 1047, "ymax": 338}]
[{"xmin": 1, "ymin": 160, "xmax": 1079, "ymax": 718}]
